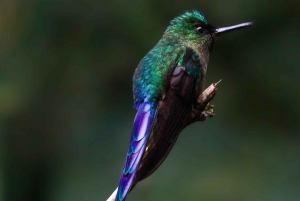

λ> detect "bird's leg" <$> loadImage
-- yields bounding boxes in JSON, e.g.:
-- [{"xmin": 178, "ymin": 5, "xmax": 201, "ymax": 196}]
[{"xmin": 184, "ymin": 80, "xmax": 221, "ymax": 127}]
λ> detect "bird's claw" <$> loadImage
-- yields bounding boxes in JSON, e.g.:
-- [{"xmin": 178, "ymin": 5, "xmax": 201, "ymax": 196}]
[
  {"xmin": 199, "ymin": 103, "xmax": 215, "ymax": 121},
  {"xmin": 184, "ymin": 81, "xmax": 220, "ymax": 127}
]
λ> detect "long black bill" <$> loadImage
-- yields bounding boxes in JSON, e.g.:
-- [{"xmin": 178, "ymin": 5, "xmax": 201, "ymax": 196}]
[{"xmin": 216, "ymin": 22, "xmax": 253, "ymax": 34}]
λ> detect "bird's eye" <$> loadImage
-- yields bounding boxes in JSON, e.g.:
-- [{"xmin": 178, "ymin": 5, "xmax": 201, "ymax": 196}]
[{"xmin": 196, "ymin": 26, "xmax": 204, "ymax": 34}]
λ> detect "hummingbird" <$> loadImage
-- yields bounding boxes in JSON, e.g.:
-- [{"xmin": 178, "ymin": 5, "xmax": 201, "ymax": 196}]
[{"xmin": 114, "ymin": 10, "xmax": 252, "ymax": 201}]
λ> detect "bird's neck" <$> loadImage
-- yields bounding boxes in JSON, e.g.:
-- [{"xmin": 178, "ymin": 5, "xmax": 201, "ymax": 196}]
[
  {"xmin": 196, "ymin": 45, "xmax": 210, "ymax": 74},
  {"xmin": 192, "ymin": 45, "xmax": 210, "ymax": 94}
]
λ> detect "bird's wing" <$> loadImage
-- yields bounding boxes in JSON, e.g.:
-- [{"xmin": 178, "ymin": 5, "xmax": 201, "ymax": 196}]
[
  {"xmin": 134, "ymin": 47, "xmax": 201, "ymax": 183},
  {"xmin": 115, "ymin": 102, "xmax": 157, "ymax": 201}
]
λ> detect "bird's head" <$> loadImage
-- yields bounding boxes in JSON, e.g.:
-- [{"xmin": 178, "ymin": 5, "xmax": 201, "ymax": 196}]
[{"xmin": 164, "ymin": 10, "xmax": 252, "ymax": 52}]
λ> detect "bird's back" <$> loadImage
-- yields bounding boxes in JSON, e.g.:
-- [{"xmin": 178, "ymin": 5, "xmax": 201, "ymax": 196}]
[{"xmin": 133, "ymin": 39, "xmax": 185, "ymax": 107}]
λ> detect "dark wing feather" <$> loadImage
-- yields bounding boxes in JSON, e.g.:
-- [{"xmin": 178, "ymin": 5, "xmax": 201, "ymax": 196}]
[{"xmin": 134, "ymin": 65, "xmax": 199, "ymax": 182}]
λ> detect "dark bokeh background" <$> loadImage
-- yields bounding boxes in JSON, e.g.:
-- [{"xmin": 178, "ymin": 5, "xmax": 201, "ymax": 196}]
[{"xmin": 1, "ymin": 0, "xmax": 299, "ymax": 201}]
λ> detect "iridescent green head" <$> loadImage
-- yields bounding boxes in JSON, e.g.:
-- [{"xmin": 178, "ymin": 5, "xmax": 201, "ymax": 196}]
[{"xmin": 164, "ymin": 10, "xmax": 252, "ymax": 51}]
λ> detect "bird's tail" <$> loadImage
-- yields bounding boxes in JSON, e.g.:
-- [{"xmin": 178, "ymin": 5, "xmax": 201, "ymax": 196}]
[{"xmin": 115, "ymin": 102, "xmax": 157, "ymax": 201}]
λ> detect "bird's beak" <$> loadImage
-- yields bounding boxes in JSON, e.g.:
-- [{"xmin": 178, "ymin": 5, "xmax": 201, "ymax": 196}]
[{"xmin": 216, "ymin": 22, "xmax": 253, "ymax": 34}]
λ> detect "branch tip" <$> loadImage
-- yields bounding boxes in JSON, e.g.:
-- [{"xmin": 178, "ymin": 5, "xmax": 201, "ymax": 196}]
[{"xmin": 214, "ymin": 79, "xmax": 222, "ymax": 86}]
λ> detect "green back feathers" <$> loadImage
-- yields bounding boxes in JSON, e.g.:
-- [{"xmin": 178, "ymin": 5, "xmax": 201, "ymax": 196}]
[{"xmin": 133, "ymin": 43, "xmax": 184, "ymax": 106}]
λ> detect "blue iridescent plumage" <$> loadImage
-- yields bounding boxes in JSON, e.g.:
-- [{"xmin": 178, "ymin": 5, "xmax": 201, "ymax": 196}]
[
  {"xmin": 116, "ymin": 102, "xmax": 157, "ymax": 201},
  {"xmin": 114, "ymin": 10, "xmax": 252, "ymax": 201}
]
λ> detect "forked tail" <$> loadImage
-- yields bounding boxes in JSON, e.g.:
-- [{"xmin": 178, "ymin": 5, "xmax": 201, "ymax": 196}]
[{"xmin": 115, "ymin": 102, "xmax": 157, "ymax": 201}]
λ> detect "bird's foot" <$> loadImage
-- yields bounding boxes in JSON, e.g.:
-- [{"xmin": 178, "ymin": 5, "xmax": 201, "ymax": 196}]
[
  {"xmin": 184, "ymin": 80, "xmax": 221, "ymax": 127},
  {"xmin": 199, "ymin": 103, "xmax": 215, "ymax": 121}
]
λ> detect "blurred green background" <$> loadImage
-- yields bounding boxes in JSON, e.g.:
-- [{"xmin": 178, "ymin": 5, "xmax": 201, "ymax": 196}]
[{"xmin": 1, "ymin": 0, "xmax": 299, "ymax": 201}]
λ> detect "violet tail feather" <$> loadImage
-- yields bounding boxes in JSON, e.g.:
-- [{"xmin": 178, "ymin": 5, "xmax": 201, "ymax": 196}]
[{"xmin": 115, "ymin": 102, "xmax": 157, "ymax": 201}]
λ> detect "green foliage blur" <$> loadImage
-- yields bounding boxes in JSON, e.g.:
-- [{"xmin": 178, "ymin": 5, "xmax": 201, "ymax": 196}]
[{"xmin": 1, "ymin": 0, "xmax": 299, "ymax": 201}]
